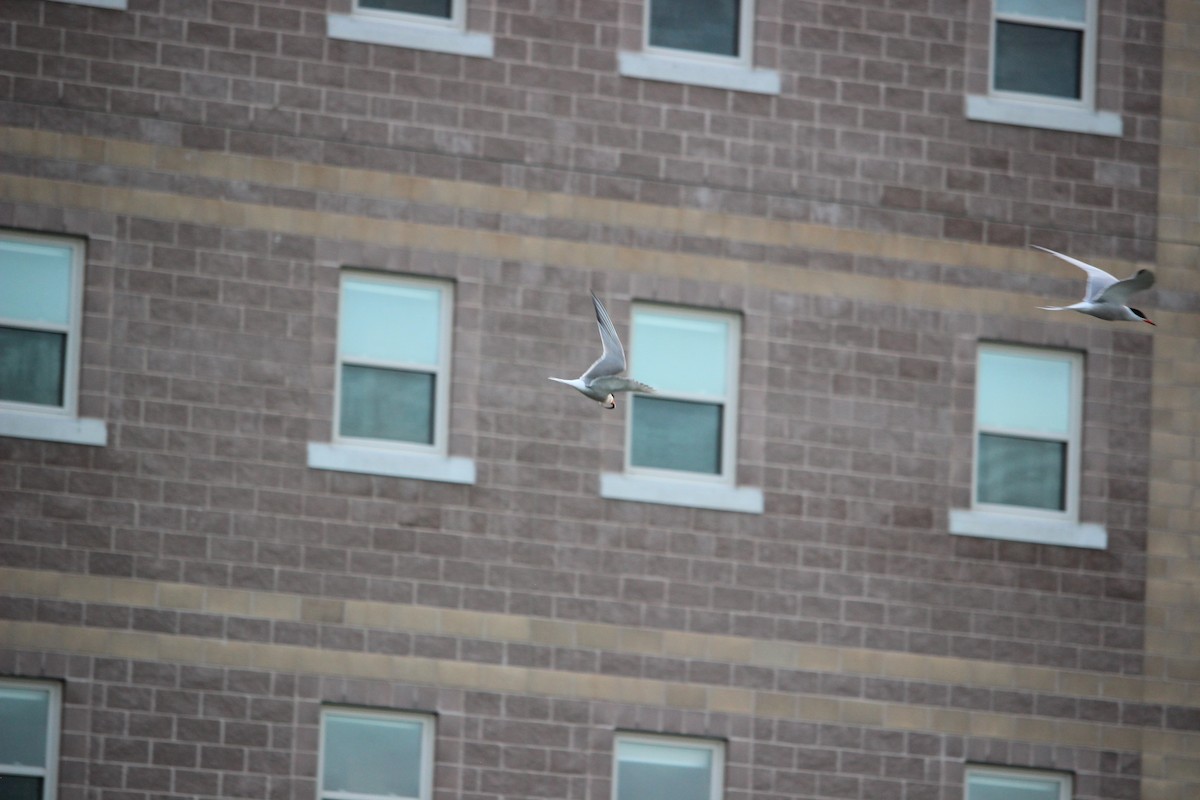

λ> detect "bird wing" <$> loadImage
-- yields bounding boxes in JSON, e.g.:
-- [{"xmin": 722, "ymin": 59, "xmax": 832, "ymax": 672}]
[
  {"xmin": 1032, "ymin": 245, "xmax": 1118, "ymax": 302},
  {"xmin": 580, "ymin": 293, "xmax": 627, "ymax": 383},
  {"xmin": 1095, "ymin": 268, "xmax": 1155, "ymax": 306}
]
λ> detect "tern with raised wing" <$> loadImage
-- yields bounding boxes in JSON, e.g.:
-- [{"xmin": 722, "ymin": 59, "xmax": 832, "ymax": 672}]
[
  {"xmin": 550, "ymin": 293, "xmax": 654, "ymax": 409},
  {"xmin": 1034, "ymin": 245, "xmax": 1156, "ymax": 325}
]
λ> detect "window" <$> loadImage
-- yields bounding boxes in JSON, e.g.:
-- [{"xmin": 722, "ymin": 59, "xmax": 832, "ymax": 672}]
[
  {"xmin": 0, "ymin": 231, "xmax": 105, "ymax": 447},
  {"xmin": 47, "ymin": 0, "xmax": 126, "ymax": 8},
  {"xmin": 327, "ymin": 0, "xmax": 494, "ymax": 58},
  {"xmin": 0, "ymin": 680, "xmax": 61, "ymax": 800},
  {"xmin": 949, "ymin": 343, "xmax": 1105, "ymax": 548},
  {"xmin": 613, "ymin": 733, "xmax": 724, "ymax": 800},
  {"xmin": 335, "ymin": 273, "xmax": 451, "ymax": 449},
  {"xmin": 627, "ymin": 305, "xmax": 738, "ymax": 479},
  {"xmin": 618, "ymin": 0, "xmax": 780, "ymax": 95},
  {"xmin": 965, "ymin": 765, "xmax": 1072, "ymax": 800},
  {"xmin": 600, "ymin": 303, "xmax": 762, "ymax": 514},
  {"xmin": 319, "ymin": 707, "xmax": 434, "ymax": 800},
  {"xmin": 307, "ymin": 272, "xmax": 474, "ymax": 484},
  {"xmin": 966, "ymin": 0, "xmax": 1121, "ymax": 136}
]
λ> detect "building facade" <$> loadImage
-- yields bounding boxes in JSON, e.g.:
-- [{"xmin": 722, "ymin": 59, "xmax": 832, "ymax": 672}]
[{"xmin": 0, "ymin": 0, "xmax": 1197, "ymax": 798}]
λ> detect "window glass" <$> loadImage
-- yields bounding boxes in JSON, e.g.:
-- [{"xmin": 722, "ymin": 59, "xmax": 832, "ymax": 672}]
[
  {"xmin": 630, "ymin": 397, "xmax": 722, "ymax": 475},
  {"xmin": 994, "ymin": 22, "xmax": 1083, "ymax": 99},
  {"xmin": 0, "ymin": 687, "xmax": 50, "ymax": 768},
  {"xmin": 996, "ymin": 0, "xmax": 1086, "ymax": 23},
  {"xmin": 0, "ymin": 239, "xmax": 73, "ymax": 326},
  {"xmin": 967, "ymin": 770, "xmax": 1066, "ymax": 800},
  {"xmin": 322, "ymin": 712, "xmax": 425, "ymax": 798},
  {"xmin": 632, "ymin": 311, "xmax": 728, "ymax": 397},
  {"xmin": 0, "ymin": 327, "xmax": 66, "ymax": 407},
  {"xmin": 339, "ymin": 366, "xmax": 434, "ymax": 444},
  {"xmin": 977, "ymin": 434, "xmax": 1066, "ymax": 510},
  {"xmin": 359, "ymin": 0, "xmax": 452, "ymax": 18},
  {"xmin": 976, "ymin": 349, "xmax": 1072, "ymax": 435},
  {"xmin": 0, "ymin": 776, "xmax": 43, "ymax": 800},
  {"xmin": 649, "ymin": 0, "xmax": 740, "ymax": 57},
  {"xmin": 616, "ymin": 739, "xmax": 716, "ymax": 800},
  {"xmin": 341, "ymin": 278, "xmax": 442, "ymax": 367}
]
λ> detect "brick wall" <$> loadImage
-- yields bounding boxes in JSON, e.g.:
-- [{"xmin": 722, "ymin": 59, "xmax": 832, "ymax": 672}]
[
  {"xmin": 0, "ymin": 0, "xmax": 1163, "ymax": 258},
  {"xmin": 1, "ymin": 1, "xmax": 1195, "ymax": 798}
]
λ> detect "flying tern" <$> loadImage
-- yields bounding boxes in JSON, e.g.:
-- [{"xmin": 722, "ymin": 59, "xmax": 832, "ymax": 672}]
[
  {"xmin": 550, "ymin": 293, "xmax": 654, "ymax": 409},
  {"xmin": 1034, "ymin": 245, "xmax": 1155, "ymax": 325}
]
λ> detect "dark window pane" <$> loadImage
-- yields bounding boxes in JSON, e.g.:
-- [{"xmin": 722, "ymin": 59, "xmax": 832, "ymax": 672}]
[
  {"xmin": 649, "ymin": 0, "xmax": 739, "ymax": 56},
  {"xmin": 0, "ymin": 326, "xmax": 66, "ymax": 407},
  {"xmin": 630, "ymin": 396, "xmax": 722, "ymax": 475},
  {"xmin": 359, "ymin": 0, "xmax": 452, "ymax": 18},
  {"xmin": 994, "ymin": 21, "xmax": 1083, "ymax": 99},
  {"xmin": 340, "ymin": 365, "xmax": 435, "ymax": 445},
  {"xmin": 977, "ymin": 433, "xmax": 1066, "ymax": 511},
  {"xmin": 0, "ymin": 775, "xmax": 44, "ymax": 800}
]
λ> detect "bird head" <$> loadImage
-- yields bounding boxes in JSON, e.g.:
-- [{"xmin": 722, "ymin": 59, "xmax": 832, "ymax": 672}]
[
  {"xmin": 603, "ymin": 394, "xmax": 616, "ymax": 410},
  {"xmin": 1130, "ymin": 308, "xmax": 1155, "ymax": 326}
]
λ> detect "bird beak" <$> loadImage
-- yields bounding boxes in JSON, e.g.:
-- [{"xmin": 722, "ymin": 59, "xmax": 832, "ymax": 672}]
[
  {"xmin": 604, "ymin": 395, "xmax": 616, "ymax": 410},
  {"xmin": 1144, "ymin": 318, "xmax": 1156, "ymax": 326}
]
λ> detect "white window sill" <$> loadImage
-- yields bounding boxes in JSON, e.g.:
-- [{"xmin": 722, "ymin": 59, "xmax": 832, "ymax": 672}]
[
  {"xmin": 48, "ymin": 0, "xmax": 126, "ymax": 7},
  {"xmin": 965, "ymin": 95, "xmax": 1123, "ymax": 137},
  {"xmin": 307, "ymin": 441, "xmax": 476, "ymax": 485},
  {"xmin": 0, "ymin": 410, "xmax": 107, "ymax": 447},
  {"xmin": 326, "ymin": 13, "xmax": 494, "ymax": 58},
  {"xmin": 618, "ymin": 51, "xmax": 781, "ymax": 95},
  {"xmin": 949, "ymin": 508, "xmax": 1107, "ymax": 550},
  {"xmin": 601, "ymin": 472, "xmax": 764, "ymax": 515}
]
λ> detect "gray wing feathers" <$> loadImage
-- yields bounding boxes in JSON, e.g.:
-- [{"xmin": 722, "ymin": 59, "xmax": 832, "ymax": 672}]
[
  {"xmin": 1031, "ymin": 245, "xmax": 1117, "ymax": 302},
  {"xmin": 580, "ymin": 293, "xmax": 627, "ymax": 383},
  {"xmin": 1096, "ymin": 269, "xmax": 1155, "ymax": 305}
]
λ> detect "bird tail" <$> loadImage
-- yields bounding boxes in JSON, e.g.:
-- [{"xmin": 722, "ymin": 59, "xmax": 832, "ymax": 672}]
[{"xmin": 1037, "ymin": 306, "xmax": 1067, "ymax": 311}]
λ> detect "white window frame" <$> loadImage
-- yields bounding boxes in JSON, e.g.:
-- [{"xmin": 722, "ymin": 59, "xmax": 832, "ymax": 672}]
[
  {"xmin": 964, "ymin": 764, "xmax": 1073, "ymax": 800},
  {"xmin": 618, "ymin": 0, "xmax": 780, "ymax": 95},
  {"xmin": 318, "ymin": 706, "xmax": 435, "ymax": 800},
  {"xmin": 600, "ymin": 303, "xmax": 762, "ymax": 514},
  {"xmin": 307, "ymin": 271, "xmax": 475, "ymax": 485},
  {"xmin": 966, "ymin": 0, "xmax": 1121, "ymax": 136},
  {"xmin": 0, "ymin": 230, "xmax": 106, "ymax": 447},
  {"xmin": 327, "ymin": 0, "xmax": 494, "ymax": 58},
  {"xmin": 612, "ymin": 732, "xmax": 725, "ymax": 800},
  {"xmin": 950, "ymin": 342, "xmax": 1105, "ymax": 549},
  {"xmin": 0, "ymin": 678, "xmax": 62, "ymax": 800}
]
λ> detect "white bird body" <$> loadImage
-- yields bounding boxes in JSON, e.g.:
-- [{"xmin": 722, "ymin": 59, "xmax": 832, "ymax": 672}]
[
  {"xmin": 1033, "ymin": 245, "xmax": 1156, "ymax": 325},
  {"xmin": 550, "ymin": 294, "xmax": 654, "ymax": 409}
]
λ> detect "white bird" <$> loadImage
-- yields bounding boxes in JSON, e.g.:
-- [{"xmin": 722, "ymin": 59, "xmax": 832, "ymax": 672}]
[
  {"xmin": 1034, "ymin": 245, "xmax": 1156, "ymax": 325},
  {"xmin": 550, "ymin": 293, "xmax": 654, "ymax": 409}
]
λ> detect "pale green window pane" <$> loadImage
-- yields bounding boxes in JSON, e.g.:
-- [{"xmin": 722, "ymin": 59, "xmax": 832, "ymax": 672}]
[
  {"xmin": 968, "ymin": 772, "xmax": 1065, "ymax": 800},
  {"xmin": 977, "ymin": 350, "xmax": 1072, "ymax": 435},
  {"xmin": 0, "ymin": 327, "xmax": 66, "ymax": 407},
  {"xmin": 0, "ymin": 239, "xmax": 74, "ymax": 326},
  {"xmin": 341, "ymin": 278, "xmax": 442, "ymax": 367},
  {"xmin": 630, "ymin": 396, "xmax": 722, "ymax": 475},
  {"xmin": 0, "ymin": 687, "xmax": 50, "ymax": 767},
  {"xmin": 617, "ymin": 740, "xmax": 713, "ymax": 800},
  {"xmin": 633, "ymin": 311, "xmax": 729, "ymax": 397},
  {"xmin": 996, "ymin": 0, "xmax": 1086, "ymax": 23},
  {"xmin": 978, "ymin": 434, "xmax": 1066, "ymax": 511},
  {"xmin": 322, "ymin": 714, "xmax": 424, "ymax": 798},
  {"xmin": 340, "ymin": 365, "xmax": 434, "ymax": 444}
]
